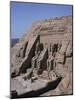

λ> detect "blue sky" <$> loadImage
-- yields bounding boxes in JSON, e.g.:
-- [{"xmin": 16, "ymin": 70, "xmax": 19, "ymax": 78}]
[{"xmin": 10, "ymin": 2, "xmax": 73, "ymax": 38}]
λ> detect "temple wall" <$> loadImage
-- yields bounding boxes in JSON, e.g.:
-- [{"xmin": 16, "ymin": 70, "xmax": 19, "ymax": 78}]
[{"xmin": 40, "ymin": 33, "xmax": 64, "ymax": 47}]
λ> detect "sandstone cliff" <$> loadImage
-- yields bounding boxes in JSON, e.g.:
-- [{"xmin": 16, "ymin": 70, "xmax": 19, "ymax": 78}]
[{"xmin": 11, "ymin": 16, "xmax": 73, "ymax": 97}]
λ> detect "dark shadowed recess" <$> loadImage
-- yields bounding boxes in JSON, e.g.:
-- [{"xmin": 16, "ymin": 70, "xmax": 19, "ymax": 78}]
[{"xmin": 11, "ymin": 77, "xmax": 62, "ymax": 99}]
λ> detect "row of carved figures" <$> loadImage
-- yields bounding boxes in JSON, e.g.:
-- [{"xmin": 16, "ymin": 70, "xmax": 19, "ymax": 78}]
[{"xmin": 30, "ymin": 41, "xmax": 63, "ymax": 79}]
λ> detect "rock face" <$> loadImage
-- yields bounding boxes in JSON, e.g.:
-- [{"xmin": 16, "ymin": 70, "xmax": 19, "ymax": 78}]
[{"xmin": 11, "ymin": 16, "xmax": 73, "ymax": 98}]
